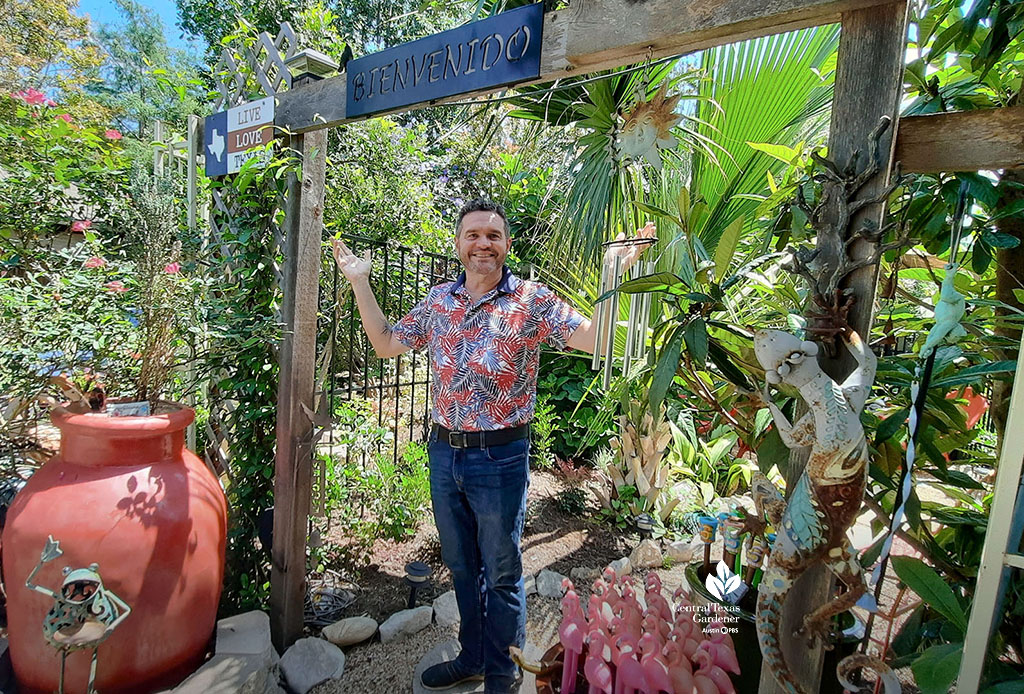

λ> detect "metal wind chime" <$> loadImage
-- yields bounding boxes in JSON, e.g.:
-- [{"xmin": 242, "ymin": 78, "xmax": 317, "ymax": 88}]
[{"xmin": 591, "ymin": 240, "xmax": 657, "ymax": 387}]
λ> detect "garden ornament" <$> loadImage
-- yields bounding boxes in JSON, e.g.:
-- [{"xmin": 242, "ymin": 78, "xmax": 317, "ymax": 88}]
[
  {"xmin": 638, "ymin": 632, "xmax": 673, "ymax": 693},
  {"xmin": 697, "ymin": 515, "xmax": 718, "ymax": 574},
  {"xmin": 613, "ymin": 632, "xmax": 648, "ymax": 694},
  {"xmin": 693, "ymin": 649, "xmax": 735, "ymax": 694},
  {"xmin": 696, "ymin": 640, "xmax": 741, "ymax": 676},
  {"xmin": 720, "ymin": 514, "xmax": 746, "ymax": 569},
  {"xmin": 584, "ymin": 629, "xmax": 615, "ymax": 694},
  {"xmin": 661, "ymin": 640, "xmax": 696, "ymax": 693},
  {"xmin": 560, "ymin": 578, "xmax": 587, "ymax": 694},
  {"xmin": 751, "ymin": 328, "xmax": 901, "ymax": 694},
  {"xmin": 868, "ymin": 260, "xmax": 968, "ymax": 626},
  {"xmin": 785, "ymin": 117, "xmax": 911, "ymax": 352},
  {"xmin": 616, "ymin": 83, "xmax": 682, "ymax": 171},
  {"xmin": 742, "ymin": 534, "xmax": 769, "ymax": 587},
  {"xmin": 702, "ymin": 619, "xmax": 736, "ymax": 653},
  {"xmin": 919, "ymin": 262, "xmax": 967, "ymax": 360},
  {"xmin": 25, "ymin": 535, "xmax": 132, "ymax": 694}
]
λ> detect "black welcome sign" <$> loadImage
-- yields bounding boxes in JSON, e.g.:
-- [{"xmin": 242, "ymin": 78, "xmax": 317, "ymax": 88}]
[{"xmin": 346, "ymin": 3, "xmax": 543, "ymax": 118}]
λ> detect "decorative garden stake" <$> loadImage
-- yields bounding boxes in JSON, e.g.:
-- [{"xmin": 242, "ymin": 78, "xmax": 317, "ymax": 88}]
[
  {"xmin": 559, "ymin": 579, "xmax": 587, "ymax": 694},
  {"xmin": 25, "ymin": 536, "xmax": 131, "ymax": 694},
  {"xmin": 751, "ymin": 329, "xmax": 900, "ymax": 694},
  {"xmin": 697, "ymin": 515, "xmax": 718, "ymax": 575},
  {"xmin": 720, "ymin": 514, "xmax": 745, "ymax": 570},
  {"xmin": 743, "ymin": 534, "xmax": 769, "ymax": 588}
]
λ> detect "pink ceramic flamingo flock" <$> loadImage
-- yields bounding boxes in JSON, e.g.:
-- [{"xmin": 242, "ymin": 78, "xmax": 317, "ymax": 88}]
[
  {"xmin": 561, "ymin": 578, "xmax": 588, "ymax": 694},
  {"xmin": 555, "ymin": 569, "xmax": 741, "ymax": 694}
]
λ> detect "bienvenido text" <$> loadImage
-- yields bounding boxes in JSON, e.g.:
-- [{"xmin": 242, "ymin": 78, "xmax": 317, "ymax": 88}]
[{"xmin": 350, "ymin": 25, "xmax": 533, "ymax": 104}]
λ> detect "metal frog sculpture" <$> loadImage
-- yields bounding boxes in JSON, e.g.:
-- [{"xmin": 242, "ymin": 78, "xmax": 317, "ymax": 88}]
[
  {"xmin": 25, "ymin": 535, "xmax": 131, "ymax": 694},
  {"xmin": 750, "ymin": 329, "xmax": 899, "ymax": 694}
]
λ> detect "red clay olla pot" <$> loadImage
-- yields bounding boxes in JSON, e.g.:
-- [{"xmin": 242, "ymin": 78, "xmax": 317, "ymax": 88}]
[{"xmin": 2, "ymin": 404, "xmax": 228, "ymax": 694}]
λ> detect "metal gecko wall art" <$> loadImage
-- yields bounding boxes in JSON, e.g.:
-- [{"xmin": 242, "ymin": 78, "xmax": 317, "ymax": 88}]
[
  {"xmin": 25, "ymin": 535, "xmax": 132, "ymax": 694},
  {"xmin": 751, "ymin": 117, "xmax": 911, "ymax": 694}
]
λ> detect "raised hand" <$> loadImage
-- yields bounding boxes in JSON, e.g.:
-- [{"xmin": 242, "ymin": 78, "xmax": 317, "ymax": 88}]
[
  {"xmin": 332, "ymin": 238, "xmax": 372, "ymax": 283},
  {"xmin": 604, "ymin": 221, "xmax": 657, "ymax": 274}
]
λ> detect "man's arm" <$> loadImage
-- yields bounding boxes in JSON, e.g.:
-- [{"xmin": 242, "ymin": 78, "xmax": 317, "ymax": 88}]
[{"xmin": 333, "ymin": 239, "xmax": 412, "ymax": 359}]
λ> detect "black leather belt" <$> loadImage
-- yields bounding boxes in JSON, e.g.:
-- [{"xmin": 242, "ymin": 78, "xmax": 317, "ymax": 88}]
[{"xmin": 432, "ymin": 423, "xmax": 530, "ymax": 449}]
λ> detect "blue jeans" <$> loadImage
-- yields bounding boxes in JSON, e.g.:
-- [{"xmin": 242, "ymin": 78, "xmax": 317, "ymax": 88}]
[{"xmin": 428, "ymin": 431, "xmax": 530, "ymax": 682}]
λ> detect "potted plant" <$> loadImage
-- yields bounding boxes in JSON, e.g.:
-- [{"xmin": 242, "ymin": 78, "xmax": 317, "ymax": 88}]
[{"xmin": 2, "ymin": 178, "xmax": 227, "ymax": 694}]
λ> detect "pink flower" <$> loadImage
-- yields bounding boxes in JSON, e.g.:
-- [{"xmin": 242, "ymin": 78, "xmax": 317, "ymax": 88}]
[
  {"xmin": 83, "ymin": 256, "xmax": 106, "ymax": 269},
  {"xmin": 70, "ymin": 220, "xmax": 92, "ymax": 232},
  {"xmin": 45, "ymin": 98, "xmax": 56, "ymax": 107},
  {"xmin": 12, "ymin": 88, "xmax": 47, "ymax": 105},
  {"xmin": 104, "ymin": 129, "xmax": 123, "ymax": 140},
  {"xmin": 103, "ymin": 280, "xmax": 128, "ymax": 293},
  {"xmin": 163, "ymin": 262, "xmax": 180, "ymax": 274},
  {"xmin": 55, "ymin": 113, "xmax": 72, "ymax": 123}
]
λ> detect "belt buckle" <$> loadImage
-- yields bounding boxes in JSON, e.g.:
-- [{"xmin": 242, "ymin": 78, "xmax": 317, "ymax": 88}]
[{"xmin": 448, "ymin": 431, "xmax": 467, "ymax": 448}]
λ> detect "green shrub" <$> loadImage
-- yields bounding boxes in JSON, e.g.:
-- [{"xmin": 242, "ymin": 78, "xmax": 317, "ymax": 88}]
[{"xmin": 536, "ymin": 351, "xmax": 613, "ymax": 462}]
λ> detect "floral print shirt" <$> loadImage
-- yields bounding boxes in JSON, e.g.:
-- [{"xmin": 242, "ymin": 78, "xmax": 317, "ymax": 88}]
[{"xmin": 392, "ymin": 266, "xmax": 584, "ymax": 431}]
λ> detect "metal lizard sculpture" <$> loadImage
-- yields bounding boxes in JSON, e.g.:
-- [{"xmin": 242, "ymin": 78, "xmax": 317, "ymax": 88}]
[{"xmin": 751, "ymin": 328, "xmax": 900, "ymax": 694}]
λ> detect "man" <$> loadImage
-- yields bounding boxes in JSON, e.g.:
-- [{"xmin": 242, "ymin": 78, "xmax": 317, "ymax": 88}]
[{"xmin": 333, "ymin": 199, "xmax": 653, "ymax": 694}]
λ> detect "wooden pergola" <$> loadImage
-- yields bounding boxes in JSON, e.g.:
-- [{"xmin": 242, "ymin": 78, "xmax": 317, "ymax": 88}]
[{"xmin": 194, "ymin": 1, "xmax": 1024, "ymax": 691}]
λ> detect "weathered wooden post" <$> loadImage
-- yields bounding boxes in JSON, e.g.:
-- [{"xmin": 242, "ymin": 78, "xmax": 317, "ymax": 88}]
[
  {"xmin": 270, "ymin": 51, "xmax": 337, "ymax": 649},
  {"xmin": 757, "ymin": 4, "xmax": 908, "ymax": 693}
]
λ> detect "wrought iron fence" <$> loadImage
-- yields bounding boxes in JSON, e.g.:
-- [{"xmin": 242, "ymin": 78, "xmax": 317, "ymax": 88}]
[{"xmin": 311, "ymin": 234, "xmax": 459, "ymax": 513}]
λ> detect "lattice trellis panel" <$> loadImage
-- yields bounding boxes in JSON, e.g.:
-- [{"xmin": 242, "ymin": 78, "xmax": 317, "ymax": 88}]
[{"xmin": 202, "ymin": 22, "xmax": 300, "ymax": 476}]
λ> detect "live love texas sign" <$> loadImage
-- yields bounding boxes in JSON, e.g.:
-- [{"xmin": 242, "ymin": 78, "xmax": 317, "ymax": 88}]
[
  {"xmin": 204, "ymin": 4, "xmax": 543, "ymax": 177},
  {"xmin": 204, "ymin": 97, "xmax": 274, "ymax": 178}
]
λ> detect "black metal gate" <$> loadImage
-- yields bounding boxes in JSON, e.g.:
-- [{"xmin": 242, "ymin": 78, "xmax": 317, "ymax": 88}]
[{"xmin": 318, "ymin": 234, "xmax": 460, "ymax": 471}]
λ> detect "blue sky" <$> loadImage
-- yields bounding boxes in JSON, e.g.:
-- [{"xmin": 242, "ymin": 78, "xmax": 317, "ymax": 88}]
[{"xmin": 76, "ymin": 0, "xmax": 203, "ymax": 54}]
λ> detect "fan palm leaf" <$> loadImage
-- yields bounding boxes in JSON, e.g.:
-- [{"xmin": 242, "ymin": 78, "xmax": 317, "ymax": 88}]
[{"xmin": 690, "ymin": 25, "xmax": 840, "ymax": 252}]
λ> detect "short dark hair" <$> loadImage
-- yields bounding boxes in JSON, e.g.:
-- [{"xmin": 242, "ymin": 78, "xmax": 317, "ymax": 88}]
[{"xmin": 457, "ymin": 198, "xmax": 510, "ymax": 237}]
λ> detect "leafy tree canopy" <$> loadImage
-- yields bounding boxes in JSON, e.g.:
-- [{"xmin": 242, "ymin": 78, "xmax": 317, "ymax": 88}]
[{"xmin": 0, "ymin": 0, "xmax": 104, "ymax": 93}]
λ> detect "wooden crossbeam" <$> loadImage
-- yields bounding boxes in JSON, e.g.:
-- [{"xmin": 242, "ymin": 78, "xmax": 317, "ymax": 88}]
[
  {"xmin": 274, "ymin": 0, "xmax": 893, "ymax": 133},
  {"xmin": 897, "ymin": 105, "xmax": 1024, "ymax": 173}
]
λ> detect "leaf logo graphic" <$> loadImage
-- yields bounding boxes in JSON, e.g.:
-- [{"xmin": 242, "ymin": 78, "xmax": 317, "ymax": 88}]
[{"xmin": 705, "ymin": 561, "xmax": 745, "ymax": 604}]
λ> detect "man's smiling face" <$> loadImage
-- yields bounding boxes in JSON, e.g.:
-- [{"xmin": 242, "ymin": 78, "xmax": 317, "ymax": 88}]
[{"xmin": 455, "ymin": 210, "xmax": 512, "ymax": 276}]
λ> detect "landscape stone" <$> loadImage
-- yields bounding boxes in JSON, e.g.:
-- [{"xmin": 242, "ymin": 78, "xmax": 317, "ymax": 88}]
[
  {"xmin": 630, "ymin": 539, "xmax": 663, "ymax": 569},
  {"xmin": 322, "ymin": 615, "xmax": 378, "ymax": 646},
  {"xmin": 608, "ymin": 557, "xmax": 632, "ymax": 578},
  {"xmin": 569, "ymin": 566, "xmax": 600, "ymax": 583},
  {"xmin": 524, "ymin": 573, "xmax": 537, "ymax": 596},
  {"xmin": 279, "ymin": 637, "xmax": 345, "ymax": 694},
  {"xmin": 433, "ymin": 590, "xmax": 460, "ymax": 628},
  {"xmin": 666, "ymin": 539, "xmax": 703, "ymax": 565},
  {"xmin": 216, "ymin": 610, "xmax": 279, "ymax": 667},
  {"xmin": 535, "ymin": 569, "xmax": 567, "ymax": 598},
  {"xmin": 170, "ymin": 654, "xmax": 277, "ymax": 694},
  {"xmin": 379, "ymin": 605, "xmax": 434, "ymax": 643}
]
